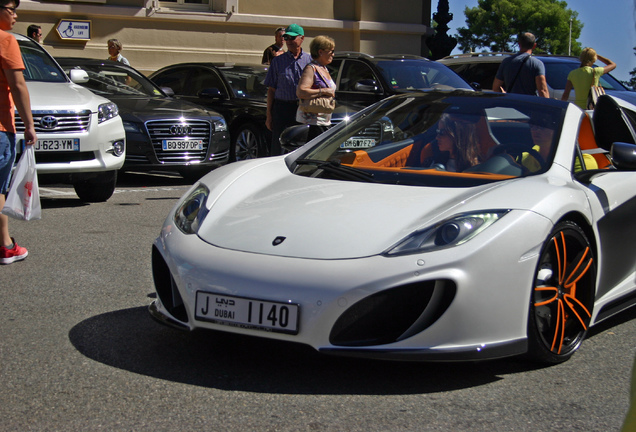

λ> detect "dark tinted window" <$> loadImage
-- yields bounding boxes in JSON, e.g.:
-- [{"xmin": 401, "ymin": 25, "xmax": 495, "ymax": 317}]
[
  {"xmin": 220, "ymin": 66, "xmax": 268, "ymax": 100},
  {"xmin": 339, "ymin": 60, "xmax": 377, "ymax": 92},
  {"xmin": 188, "ymin": 67, "xmax": 226, "ymax": 97},
  {"xmin": 151, "ymin": 68, "xmax": 189, "ymax": 94},
  {"xmin": 375, "ymin": 60, "xmax": 471, "ymax": 90},
  {"xmin": 447, "ymin": 62, "xmax": 500, "ymax": 90}
]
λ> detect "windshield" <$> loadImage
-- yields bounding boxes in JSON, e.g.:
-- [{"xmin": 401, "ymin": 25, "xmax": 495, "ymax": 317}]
[
  {"xmin": 218, "ymin": 65, "xmax": 269, "ymax": 100},
  {"xmin": 60, "ymin": 61, "xmax": 164, "ymax": 97},
  {"xmin": 544, "ymin": 61, "xmax": 627, "ymax": 91},
  {"xmin": 18, "ymin": 39, "xmax": 67, "ymax": 83},
  {"xmin": 375, "ymin": 60, "xmax": 472, "ymax": 91},
  {"xmin": 294, "ymin": 91, "xmax": 565, "ymax": 187}
]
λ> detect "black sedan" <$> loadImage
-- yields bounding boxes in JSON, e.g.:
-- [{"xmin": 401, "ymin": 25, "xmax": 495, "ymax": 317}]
[
  {"xmin": 56, "ymin": 58, "xmax": 230, "ymax": 180},
  {"xmin": 149, "ymin": 63, "xmax": 270, "ymax": 160}
]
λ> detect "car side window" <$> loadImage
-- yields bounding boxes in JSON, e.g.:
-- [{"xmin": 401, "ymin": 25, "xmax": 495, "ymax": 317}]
[
  {"xmin": 338, "ymin": 60, "xmax": 377, "ymax": 92},
  {"xmin": 326, "ymin": 59, "xmax": 342, "ymax": 84},
  {"xmin": 189, "ymin": 68, "xmax": 226, "ymax": 97},
  {"xmin": 152, "ymin": 68, "xmax": 189, "ymax": 94}
]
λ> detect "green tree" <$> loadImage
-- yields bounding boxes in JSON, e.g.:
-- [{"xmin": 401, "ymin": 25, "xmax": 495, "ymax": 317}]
[{"xmin": 456, "ymin": 0, "xmax": 583, "ymax": 55}]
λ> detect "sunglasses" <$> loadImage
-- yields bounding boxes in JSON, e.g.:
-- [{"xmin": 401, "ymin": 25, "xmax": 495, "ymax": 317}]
[
  {"xmin": 436, "ymin": 128, "xmax": 452, "ymax": 137},
  {"xmin": 283, "ymin": 34, "xmax": 298, "ymax": 41},
  {"xmin": 1, "ymin": 5, "xmax": 17, "ymax": 14}
]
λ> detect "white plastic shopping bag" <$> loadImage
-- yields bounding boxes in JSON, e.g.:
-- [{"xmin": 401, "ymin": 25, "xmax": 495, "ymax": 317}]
[{"xmin": 1, "ymin": 145, "xmax": 41, "ymax": 220}]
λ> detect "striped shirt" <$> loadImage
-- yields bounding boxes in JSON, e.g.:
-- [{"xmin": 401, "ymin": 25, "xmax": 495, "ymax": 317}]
[{"xmin": 264, "ymin": 49, "xmax": 312, "ymax": 101}]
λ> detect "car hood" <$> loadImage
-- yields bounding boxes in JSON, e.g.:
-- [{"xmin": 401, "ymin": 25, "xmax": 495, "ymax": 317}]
[
  {"xmin": 607, "ymin": 89, "xmax": 636, "ymax": 105},
  {"xmin": 26, "ymin": 81, "xmax": 108, "ymax": 111},
  {"xmin": 195, "ymin": 158, "xmax": 510, "ymax": 259},
  {"xmin": 110, "ymin": 96, "xmax": 221, "ymax": 121}
]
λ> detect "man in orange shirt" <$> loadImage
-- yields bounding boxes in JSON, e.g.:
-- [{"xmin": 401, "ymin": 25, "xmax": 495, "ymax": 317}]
[{"xmin": 0, "ymin": 0, "xmax": 37, "ymax": 264}]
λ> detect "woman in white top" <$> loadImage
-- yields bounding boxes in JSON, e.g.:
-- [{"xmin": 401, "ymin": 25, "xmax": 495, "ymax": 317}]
[{"xmin": 296, "ymin": 35, "xmax": 336, "ymax": 141}]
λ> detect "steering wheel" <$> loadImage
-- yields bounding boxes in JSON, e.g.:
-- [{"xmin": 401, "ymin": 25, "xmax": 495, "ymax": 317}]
[{"xmin": 493, "ymin": 142, "xmax": 546, "ymax": 172}]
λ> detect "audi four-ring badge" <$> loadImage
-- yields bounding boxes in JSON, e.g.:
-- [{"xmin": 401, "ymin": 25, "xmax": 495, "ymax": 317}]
[
  {"xmin": 55, "ymin": 56, "xmax": 230, "ymax": 181},
  {"xmin": 151, "ymin": 91, "xmax": 636, "ymax": 365},
  {"xmin": 13, "ymin": 32, "xmax": 126, "ymax": 202}
]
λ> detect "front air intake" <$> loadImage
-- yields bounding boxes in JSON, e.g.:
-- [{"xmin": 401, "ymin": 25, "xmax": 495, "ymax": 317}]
[
  {"xmin": 329, "ymin": 280, "xmax": 456, "ymax": 346},
  {"xmin": 151, "ymin": 245, "xmax": 188, "ymax": 323}
]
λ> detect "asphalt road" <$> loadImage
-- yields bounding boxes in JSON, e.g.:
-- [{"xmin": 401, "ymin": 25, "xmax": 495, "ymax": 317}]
[{"xmin": 1, "ymin": 171, "xmax": 635, "ymax": 431}]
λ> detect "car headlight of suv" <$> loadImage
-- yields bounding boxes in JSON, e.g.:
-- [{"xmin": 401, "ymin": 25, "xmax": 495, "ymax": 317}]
[
  {"xmin": 174, "ymin": 185, "xmax": 210, "ymax": 234},
  {"xmin": 98, "ymin": 102, "xmax": 119, "ymax": 123},
  {"xmin": 385, "ymin": 210, "xmax": 509, "ymax": 256}
]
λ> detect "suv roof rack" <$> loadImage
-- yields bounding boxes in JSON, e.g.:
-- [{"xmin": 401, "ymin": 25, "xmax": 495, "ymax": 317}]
[
  {"xmin": 334, "ymin": 52, "xmax": 427, "ymax": 61},
  {"xmin": 440, "ymin": 52, "xmax": 514, "ymax": 60},
  {"xmin": 334, "ymin": 51, "xmax": 374, "ymax": 59}
]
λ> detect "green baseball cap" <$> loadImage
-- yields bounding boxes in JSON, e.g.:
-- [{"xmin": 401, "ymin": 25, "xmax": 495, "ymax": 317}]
[{"xmin": 285, "ymin": 23, "xmax": 304, "ymax": 37}]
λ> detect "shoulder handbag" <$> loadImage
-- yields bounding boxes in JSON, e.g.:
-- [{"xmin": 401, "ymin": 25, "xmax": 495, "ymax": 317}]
[
  {"xmin": 1, "ymin": 145, "xmax": 41, "ymax": 220},
  {"xmin": 299, "ymin": 65, "xmax": 336, "ymax": 114},
  {"xmin": 587, "ymin": 84, "xmax": 605, "ymax": 110}
]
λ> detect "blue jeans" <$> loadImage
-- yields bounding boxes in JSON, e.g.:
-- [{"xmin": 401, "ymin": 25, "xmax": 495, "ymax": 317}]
[{"xmin": 0, "ymin": 131, "xmax": 16, "ymax": 195}]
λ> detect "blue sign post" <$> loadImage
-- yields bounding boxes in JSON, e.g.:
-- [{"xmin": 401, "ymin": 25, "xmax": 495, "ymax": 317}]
[{"xmin": 56, "ymin": 20, "xmax": 91, "ymax": 41}]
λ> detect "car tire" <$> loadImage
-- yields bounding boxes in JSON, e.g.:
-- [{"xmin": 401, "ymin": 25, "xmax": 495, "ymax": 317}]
[
  {"xmin": 526, "ymin": 220, "xmax": 596, "ymax": 364},
  {"xmin": 73, "ymin": 171, "xmax": 118, "ymax": 202},
  {"xmin": 232, "ymin": 123, "xmax": 263, "ymax": 161}
]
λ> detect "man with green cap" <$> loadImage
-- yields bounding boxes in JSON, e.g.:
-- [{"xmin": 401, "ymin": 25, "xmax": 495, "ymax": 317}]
[{"xmin": 264, "ymin": 23, "xmax": 312, "ymax": 156}]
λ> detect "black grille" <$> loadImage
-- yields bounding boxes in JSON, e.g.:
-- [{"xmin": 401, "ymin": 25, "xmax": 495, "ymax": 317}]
[
  {"xmin": 16, "ymin": 110, "xmax": 91, "ymax": 133},
  {"xmin": 146, "ymin": 120, "xmax": 212, "ymax": 164}
]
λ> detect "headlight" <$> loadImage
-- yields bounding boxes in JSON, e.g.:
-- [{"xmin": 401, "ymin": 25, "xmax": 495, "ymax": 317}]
[
  {"xmin": 174, "ymin": 185, "xmax": 210, "ymax": 234},
  {"xmin": 98, "ymin": 102, "xmax": 119, "ymax": 123},
  {"xmin": 213, "ymin": 118, "xmax": 227, "ymax": 132},
  {"xmin": 385, "ymin": 210, "xmax": 509, "ymax": 256},
  {"xmin": 122, "ymin": 121, "xmax": 141, "ymax": 133}
]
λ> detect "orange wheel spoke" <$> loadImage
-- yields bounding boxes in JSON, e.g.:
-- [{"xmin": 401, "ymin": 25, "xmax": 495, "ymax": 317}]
[
  {"xmin": 564, "ymin": 294, "xmax": 592, "ymax": 330},
  {"xmin": 564, "ymin": 247, "xmax": 593, "ymax": 289},
  {"xmin": 534, "ymin": 286, "xmax": 559, "ymax": 307},
  {"xmin": 550, "ymin": 299, "xmax": 566, "ymax": 353},
  {"xmin": 552, "ymin": 234, "xmax": 566, "ymax": 285}
]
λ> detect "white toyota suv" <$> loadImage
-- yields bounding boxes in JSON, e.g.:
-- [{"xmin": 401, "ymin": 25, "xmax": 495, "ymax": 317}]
[{"xmin": 14, "ymin": 33, "xmax": 125, "ymax": 202}]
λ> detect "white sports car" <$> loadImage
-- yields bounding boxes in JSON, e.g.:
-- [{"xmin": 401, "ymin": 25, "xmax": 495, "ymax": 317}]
[{"xmin": 150, "ymin": 91, "xmax": 636, "ymax": 364}]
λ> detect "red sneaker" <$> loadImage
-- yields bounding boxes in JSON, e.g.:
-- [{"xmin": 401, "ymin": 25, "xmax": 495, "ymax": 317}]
[{"xmin": 0, "ymin": 238, "xmax": 28, "ymax": 264}]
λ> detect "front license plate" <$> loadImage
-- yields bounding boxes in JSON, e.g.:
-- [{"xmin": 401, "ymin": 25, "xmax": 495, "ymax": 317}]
[
  {"xmin": 340, "ymin": 138, "xmax": 376, "ymax": 149},
  {"xmin": 162, "ymin": 140, "xmax": 203, "ymax": 151},
  {"xmin": 195, "ymin": 292, "xmax": 299, "ymax": 335},
  {"xmin": 32, "ymin": 138, "xmax": 80, "ymax": 152}
]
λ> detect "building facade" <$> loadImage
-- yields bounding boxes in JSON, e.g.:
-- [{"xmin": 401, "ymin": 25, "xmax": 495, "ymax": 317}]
[{"xmin": 15, "ymin": 0, "xmax": 432, "ymax": 74}]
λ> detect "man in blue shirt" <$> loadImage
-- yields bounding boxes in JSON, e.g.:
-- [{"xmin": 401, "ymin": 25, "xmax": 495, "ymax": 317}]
[
  {"xmin": 264, "ymin": 23, "xmax": 312, "ymax": 156},
  {"xmin": 492, "ymin": 32, "xmax": 549, "ymax": 97}
]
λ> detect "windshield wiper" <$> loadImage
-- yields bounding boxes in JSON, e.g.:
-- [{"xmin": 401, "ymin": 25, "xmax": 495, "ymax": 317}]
[{"xmin": 295, "ymin": 159, "xmax": 375, "ymax": 182}]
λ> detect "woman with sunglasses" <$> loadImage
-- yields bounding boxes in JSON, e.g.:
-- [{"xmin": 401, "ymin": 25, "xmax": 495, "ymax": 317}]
[
  {"xmin": 296, "ymin": 35, "xmax": 336, "ymax": 142},
  {"xmin": 428, "ymin": 114, "xmax": 482, "ymax": 172}
]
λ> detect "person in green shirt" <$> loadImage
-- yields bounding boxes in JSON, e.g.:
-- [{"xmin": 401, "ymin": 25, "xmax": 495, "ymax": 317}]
[
  {"xmin": 562, "ymin": 47, "xmax": 616, "ymax": 110},
  {"xmin": 623, "ymin": 354, "xmax": 636, "ymax": 432}
]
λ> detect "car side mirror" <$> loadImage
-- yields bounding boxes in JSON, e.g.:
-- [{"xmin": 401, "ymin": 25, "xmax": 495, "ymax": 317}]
[
  {"xmin": 611, "ymin": 142, "xmax": 636, "ymax": 170},
  {"xmin": 161, "ymin": 86, "xmax": 175, "ymax": 97},
  {"xmin": 199, "ymin": 88, "xmax": 225, "ymax": 100},
  {"xmin": 280, "ymin": 124, "xmax": 310, "ymax": 152},
  {"xmin": 354, "ymin": 80, "xmax": 381, "ymax": 93},
  {"xmin": 69, "ymin": 69, "xmax": 89, "ymax": 84}
]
